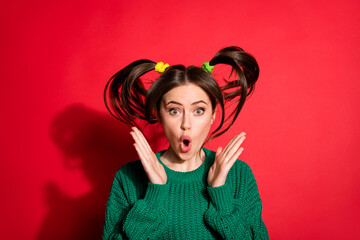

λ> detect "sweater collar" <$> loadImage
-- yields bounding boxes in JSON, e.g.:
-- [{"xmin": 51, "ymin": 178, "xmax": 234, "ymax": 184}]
[{"xmin": 156, "ymin": 148, "xmax": 215, "ymax": 183}]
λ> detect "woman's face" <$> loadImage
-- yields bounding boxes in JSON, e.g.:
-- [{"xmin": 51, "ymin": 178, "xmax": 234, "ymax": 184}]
[{"xmin": 159, "ymin": 83, "xmax": 215, "ymax": 162}]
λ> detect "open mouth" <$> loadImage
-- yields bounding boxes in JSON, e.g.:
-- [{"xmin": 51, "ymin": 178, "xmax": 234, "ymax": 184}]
[{"xmin": 180, "ymin": 136, "xmax": 192, "ymax": 152}]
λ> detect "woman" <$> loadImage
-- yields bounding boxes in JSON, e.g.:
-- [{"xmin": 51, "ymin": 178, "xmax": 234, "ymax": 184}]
[{"xmin": 103, "ymin": 46, "xmax": 269, "ymax": 239}]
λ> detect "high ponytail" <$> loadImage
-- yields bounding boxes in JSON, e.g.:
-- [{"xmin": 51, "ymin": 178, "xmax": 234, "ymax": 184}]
[
  {"xmin": 104, "ymin": 46, "xmax": 259, "ymax": 143},
  {"xmin": 208, "ymin": 46, "xmax": 259, "ymax": 140},
  {"xmin": 104, "ymin": 59, "xmax": 157, "ymax": 128}
]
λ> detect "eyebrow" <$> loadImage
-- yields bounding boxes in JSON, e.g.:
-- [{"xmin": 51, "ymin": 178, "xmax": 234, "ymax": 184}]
[{"xmin": 166, "ymin": 100, "xmax": 208, "ymax": 106}]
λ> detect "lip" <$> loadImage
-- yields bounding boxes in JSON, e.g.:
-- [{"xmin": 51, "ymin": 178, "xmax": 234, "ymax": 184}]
[{"xmin": 180, "ymin": 135, "xmax": 192, "ymax": 153}]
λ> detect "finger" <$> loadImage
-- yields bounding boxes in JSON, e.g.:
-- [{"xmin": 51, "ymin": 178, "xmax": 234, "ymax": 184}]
[
  {"xmin": 133, "ymin": 143, "xmax": 149, "ymax": 167},
  {"xmin": 132, "ymin": 127, "xmax": 153, "ymax": 155},
  {"xmin": 130, "ymin": 131, "xmax": 145, "ymax": 152},
  {"xmin": 131, "ymin": 127, "xmax": 145, "ymax": 146},
  {"xmin": 234, "ymin": 147, "xmax": 244, "ymax": 160},
  {"xmin": 228, "ymin": 147, "xmax": 244, "ymax": 166},
  {"xmin": 131, "ymin": 131, "xmax": 152, "ymax": 163},
  {"xmin": 223, "ymin": 133, "xmax": 245, "ymax": 155},
  {"xmin": 134, "ymin": 143, "xmax": 157, "ymax": 180},
  {"xmin": 132, "ymin": 128, "xmax": 158, "ymax": 168},
  {"xmin": 225, "ymin": 132, "xmax": 245, "ymax": 151},
  {"xmin": 224, "ymin": 135, "xmax": 246, "ymax": 161},
  {"xmin": 221, "ymin": 135, "xmax": 240, "ymax": 154},
  {"xmin": 131, "ymin": 129, "xmax": 151, "ymax": 161},
  {"xmin": 215, "ymin": 146, "xmax": 223, "ymax": 158}
]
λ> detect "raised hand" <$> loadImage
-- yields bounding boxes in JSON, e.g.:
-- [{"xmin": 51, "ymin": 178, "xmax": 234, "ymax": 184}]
[
  {"xmin": 207, "ymin": 133, "xmax": 246, "ymax": 187},
  {"xmin": 130, "ymin": 127, "xmax": 167, "ymax": 185}
]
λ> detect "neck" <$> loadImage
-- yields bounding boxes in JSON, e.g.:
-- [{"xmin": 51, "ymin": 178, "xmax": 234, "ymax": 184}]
[{"xmin": 160, "ymin": 147, "xmax": 205, "ymax": 172}]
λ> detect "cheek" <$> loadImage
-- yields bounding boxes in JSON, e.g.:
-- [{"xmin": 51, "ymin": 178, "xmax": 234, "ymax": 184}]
[
  {"xmin": 193, "ymin": 116, "xmax": 213, "ymax": 136},
  {"xmin": 199, "ymin": 112, "xmax": 214, "ymax": 125},
  {"xmin": 160, "ymin": 117, "xmax": 178, "ymax": 139}
]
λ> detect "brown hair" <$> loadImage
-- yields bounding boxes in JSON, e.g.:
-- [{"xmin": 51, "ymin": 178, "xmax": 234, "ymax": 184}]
[{"xmin": 104, "ymin": 46, "xmax": 259, "ymax": 142}]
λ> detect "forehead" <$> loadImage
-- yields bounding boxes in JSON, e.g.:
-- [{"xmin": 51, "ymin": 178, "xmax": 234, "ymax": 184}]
[{"xmin": 162, "ymin": 83, "xmax": 210, "ymax": 103}]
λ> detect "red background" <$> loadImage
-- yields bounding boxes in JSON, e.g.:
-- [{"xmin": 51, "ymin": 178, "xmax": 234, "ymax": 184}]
[{"xmin": 1, "ymin": 0, "xmax": 359, "ymax": 239}]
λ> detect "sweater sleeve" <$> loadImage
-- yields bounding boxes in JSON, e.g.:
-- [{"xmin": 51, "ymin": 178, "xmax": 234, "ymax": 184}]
[
  {"xmin": 103, "ymin": 169, "xmax": 169, "ymax": 240},
  {"xmin": 204, "ymin": 162, "xmax": 269, "ymax": 240}
]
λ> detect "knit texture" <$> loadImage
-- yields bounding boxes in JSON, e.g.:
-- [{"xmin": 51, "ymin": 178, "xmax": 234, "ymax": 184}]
[{"xmin": 103, "ymin": 148, "xmax": 268, "ymax": 239}]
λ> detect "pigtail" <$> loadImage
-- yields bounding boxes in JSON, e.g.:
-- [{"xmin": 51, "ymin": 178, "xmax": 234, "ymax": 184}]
[
  {"xmin": 104, "ymin": 59, "xmax": 157, "ymax": 128},
  {"xmin": 104, "ymin": 46, "xmax": 258, "ymax": 144},
  {"xmin": 209, "ymin": 46, "xmax": 259, "ymax": 138}
]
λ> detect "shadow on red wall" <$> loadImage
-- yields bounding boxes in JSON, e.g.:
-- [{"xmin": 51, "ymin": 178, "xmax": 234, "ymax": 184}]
[{"xmin": 36, "ymin": 104, "xmax": 138, "ymax": 239}]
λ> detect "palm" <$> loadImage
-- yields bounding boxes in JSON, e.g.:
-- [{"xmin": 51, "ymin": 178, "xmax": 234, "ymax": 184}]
[
  {"xmin": 130, "ymin": 127, "xmax": 167, "ymax": 185},
  {"xmin": 208, "ymin": 133, "xmax": 246, "ymax": 187}
]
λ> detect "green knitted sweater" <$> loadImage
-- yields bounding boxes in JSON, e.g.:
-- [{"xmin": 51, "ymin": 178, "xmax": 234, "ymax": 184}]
[{"xmin": 103, "ymin": 148, "xmax": 268, "ymax": 239}]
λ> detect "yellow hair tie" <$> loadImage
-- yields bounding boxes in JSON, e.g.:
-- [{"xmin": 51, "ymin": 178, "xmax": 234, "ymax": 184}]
[{"xmin": 155, "ymin": 62, "xmax": 169, "ymax": 74}]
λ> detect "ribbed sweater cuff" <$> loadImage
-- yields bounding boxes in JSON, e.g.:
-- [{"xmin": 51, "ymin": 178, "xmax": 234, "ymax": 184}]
[
  {"xmin": 207, "ymin": 184, "xmax": 233, "ymax": 213},
  {"xmin": 143, "ymin": 182, "xmax": 169, "ymax": 206}
]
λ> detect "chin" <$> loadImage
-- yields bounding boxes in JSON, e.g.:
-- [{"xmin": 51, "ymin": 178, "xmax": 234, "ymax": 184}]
[
  {"xmin": 177, "ymin": 152, "xmax": 194, "ymax": 161},
  {"xmin": 179, "ymin": 147, "xmax": 201, "ymax": 160}
]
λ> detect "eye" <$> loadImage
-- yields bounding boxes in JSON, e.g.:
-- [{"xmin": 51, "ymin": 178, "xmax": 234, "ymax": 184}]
[
  {"xmin": 169, "ymin": 108, "xmax": 180, "ymax": 115},
  {"xmin": 194, "ymin": 108, "xmax": 205, "ymax": 115}
]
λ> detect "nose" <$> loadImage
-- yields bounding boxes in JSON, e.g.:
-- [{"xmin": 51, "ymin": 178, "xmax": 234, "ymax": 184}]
[{"xmin": 180, "ymin": 112, "xmax": 191, "ymax": 130}]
